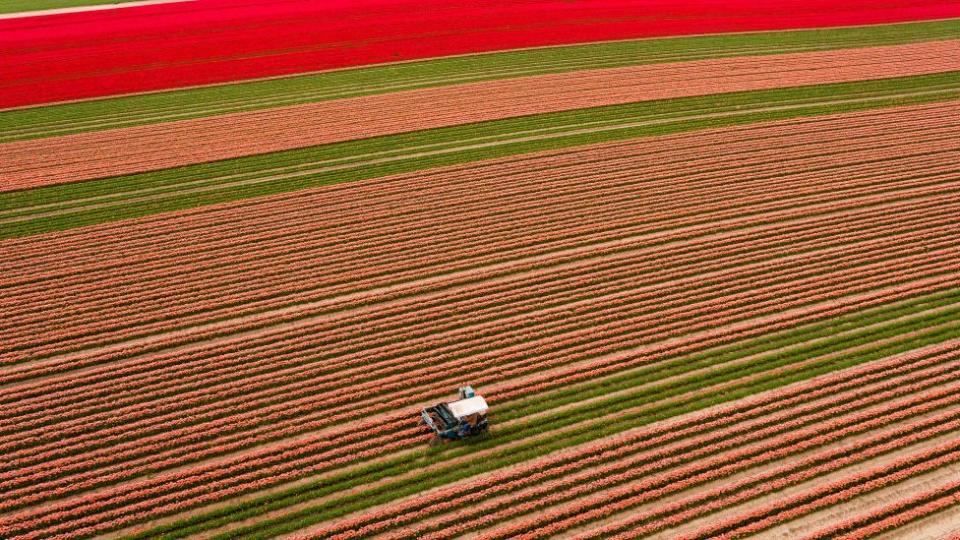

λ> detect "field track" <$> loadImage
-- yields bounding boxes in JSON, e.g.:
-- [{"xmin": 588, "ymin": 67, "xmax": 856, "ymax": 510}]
[
  {"xmin": 2, "ymin": 96, "xmax": 960, "ymax": 538},
  {"xmin": 2, "ymin": 39, "xmax": 958, "ymax": 191}
]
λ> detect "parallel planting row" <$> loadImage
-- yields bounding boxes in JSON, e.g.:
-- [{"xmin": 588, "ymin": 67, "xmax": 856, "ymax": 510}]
[
  {"xmin": 3, "ymin": 38, "xmax": 958, "ymax": 190},
  {"xmin": 3, "ymin": 71, "xmax": 960, "ymax": 238},
  {"xmin": 1, "ymin": 100, "xmax": 959, "ymax": 538}
]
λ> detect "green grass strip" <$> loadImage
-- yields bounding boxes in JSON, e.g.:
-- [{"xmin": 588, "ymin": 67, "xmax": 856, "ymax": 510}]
[
  {"xmin": 2, "ymin": 18, "xmax": 958, "ymax": 140},
  {"xmin": 126, "ymin": 292, "xmax": 960, "ymax": 539},
  {"xmin": 3, "ymin": 72, "xmax": 959, "ymax": 239},
  {"xmin": 0, "ymin": 0, "xmax": 140, "ymax": 14}
]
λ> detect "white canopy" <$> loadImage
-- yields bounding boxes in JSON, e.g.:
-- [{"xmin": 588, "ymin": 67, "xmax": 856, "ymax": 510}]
[{"xmin": 447, "ymin": 396, "xmax": 488, "ymax": 419}]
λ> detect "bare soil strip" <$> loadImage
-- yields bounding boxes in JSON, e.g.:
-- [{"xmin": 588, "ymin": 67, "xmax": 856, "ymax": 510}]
[
  {"xmin": 0, "ymin": 0, "xmax": 192, "ymax": 20},
  {"xmin": 1, "ymin": 39, "xmax": 957, "ymax": 191}
]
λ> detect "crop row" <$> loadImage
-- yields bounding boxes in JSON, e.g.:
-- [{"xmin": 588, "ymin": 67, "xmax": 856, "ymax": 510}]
[
  {"xmin": 472, "ymin": 390, "xmax": 960, "ymax": 540},
  {"xmin": 5, "ymin": 147, "xmax": 957, "ymax": 364},
  {"xmin": 5, "ymin": 131, "xmax": 956, "ymax": 360},
  {"xmin": 7, "ymin": 111, "xmax": 949, "ymax": 304},
  {"xmin": 6, "ymin": 238, "xmax": 956, "ymax": 481},
  {"xmin": 5, "ymin": 99, "xmax": 953, "ymax": 269},
  {"xmin": 5, "ymin": 277, "xmax": 957, "ymax": 519},
  {"xmin": 674, "ymin": 434, "xmax": 960, "ymax": 539},
  {"xmin": 300, "ymin": 357, "xmax": 960, "ymax": 539},
  {"xmin": 4, "ymin": 260, "xmax": 958, "ymax": 529},
  {"xmin": 7, "ymin": 198, "xmax": 951, "ymax": 424},
  {"xmin": 7, "ymin": 40, "xmax": 956, "ymax": 190},
  {"xmin": 5, "ymin": 171, "xmax": 955, "ymax": 396},
  {"xmin": 192, "ymin": 333, "xmax": 960, "ymax": 540},
  {"xmin": 805, "ymin": 479, "xmax": 960, "ymax": 539},
  {"xmin": 4, "ymin": 75, "xmax": 959, "ymax": 240},
  {"xmin": 6, "ymin": 227, "xmax": 958, "ymax": 484},
  {"xmin": 17, "ymin": 313, "xmax": 959, "ymax": 540},
  {"xmin": 6, "ymin": 186, "xmax": 956, "ymax": 412},
  {"xmin": 8, "ymin": 18, "xmax": 956, "ymax": 141},
  {"xmin": 7, "ymin": 209, "xmax": 955, "ymax": 440}
]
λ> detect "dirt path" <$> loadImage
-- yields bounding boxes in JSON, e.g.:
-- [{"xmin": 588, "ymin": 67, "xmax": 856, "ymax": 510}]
[
  {"xmin": 871, "ymin": 498, "xmax": 960, "ymax": 539},
  {"xmin": 628, "ymin": 412, "xmax": 960, "ymax": 540},
  {"xmin": 756, "ymin": 461, "xmax": 960, "ymax": 539},
  {"xmin": 2, "ymin": 39, "xmax": 957, "ymax": 191},
  {"xmin": 0, "ymin": 0, "xmax": 192, "ymax": 20}
]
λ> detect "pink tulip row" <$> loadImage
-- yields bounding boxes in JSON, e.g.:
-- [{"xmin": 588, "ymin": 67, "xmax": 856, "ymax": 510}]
[
  {"xmin": 10, "ymin": 96, "xmax": 952, "ymax": 263},
  {"xmin": 1, "ymin": 348, "xmax": 944, "ymax": 536},
  {"xmin": 7, "ymin": 324, "xmax": 960, "ymax": 536},
  {"xmin": 5, "ymin": 260, "xmax": 952, "ymax": 524},
  {"xmin": 309, "ymin": 355, "xmax": 960, "ymax": 540},
  {"xmin": 69, "ymin": 332, "xmax": 960, "ymax": 536},
  {"xmin": 7, "ymin": 322, "xmax": 960, "ymax": 536},
  {"xmin": 489, "ymin": 265, "xmax": 960, "ymax": 404},
  {"xmin": 8, "ymin": 220, "xmax": 945, "ymax": 460},
  {"xmin": 13, "ymin": 205, "xmax": 931, "ymax": 425},
  {"xmin": 6, "ymin": 100, "xmax": 944, "ymax": 275},
  {"xmin": 5, "ymin": 191, "xmax": 871, "ymax": 402},
  {"xmin": 11, "ymin": 156, "xmax": 954, "ymax": 364},
  {"xmin": 805, "ymin": 479, "xmax": 960, "ymax": 539},
  {"xmin": 11, "ymin": 194, "xmax": 948, "ymax": 429},
  {"xmin": 5, "ymin": 196, "xmax": 952, "ymax": 474},
  {"xmin": 588, "ymin": 403, "xmax": 960, "ymax": 540},
  {"xmin": 11, "ymin": 324, "xmax": 956, "ymax": 536},
  {"xmin": 3, "ymin": 207, "xmax": 956, "ymax": 532},
  {"xmin": 4, "ymin": 144, "xmax": 953, "ymax": 362},
  {"xmin": 13, "ymin": 119, "xmax": 951, "ymax": 314},
  {"xmin": 474, "ymin": 382, "xmax": 960, "ymax": 540},
  {"xmin": 11, "ymin": 137, "xmax": 867, "ymax": 315},
  {"xmin": 3, "ymin": 228, "xmax": 928, "ymax": 434},
  {"xmin": 7, "ymin": 243, "xmax": 952, "ymax": 492},
  {"xmin": 566, "ymin": 408, "xmax": 960, "ymax": 540},
  {"xmin": 675, "ymin": 431, "xmax": 960, "ymax": 539},
  {"xmin": 3, "ymin": 172, "xmax": 952, "ymax": 383}
]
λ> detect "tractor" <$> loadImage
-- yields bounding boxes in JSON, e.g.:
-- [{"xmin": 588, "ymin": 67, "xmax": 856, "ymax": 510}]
[{"xmin": 421, "ymin": 386, "xmax": 489, "ymax": 445}]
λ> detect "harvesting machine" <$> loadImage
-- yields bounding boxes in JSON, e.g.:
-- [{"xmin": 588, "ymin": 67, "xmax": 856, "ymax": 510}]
[{"xmin": 421, "ymin": 386, "xmax": 489, "ymax": 444}]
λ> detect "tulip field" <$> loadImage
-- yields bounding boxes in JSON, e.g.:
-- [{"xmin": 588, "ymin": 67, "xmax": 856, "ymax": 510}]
[{"xmin": 1, "ymin": 2, "xmax": 960, "ymax": 539}]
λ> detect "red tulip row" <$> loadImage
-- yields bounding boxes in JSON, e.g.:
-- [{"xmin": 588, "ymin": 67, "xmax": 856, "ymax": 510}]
[
  {"xmin": 804, "ymin": 479, "xmax": 960, "ymax": 539},
  {"xmin": 9, "ymin": 42, "xmax": 956, "ymax": 189},
  {"xmin": 4, "ymin": 136, "xmax": 956, "ymax": 361},
  {"xmin": 301, "ymin": 353, "xmax": 960, "ymax": 540},
  {"xmin": 12, "ymin": 41, "xmax": 930, "ymax": 141}
]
